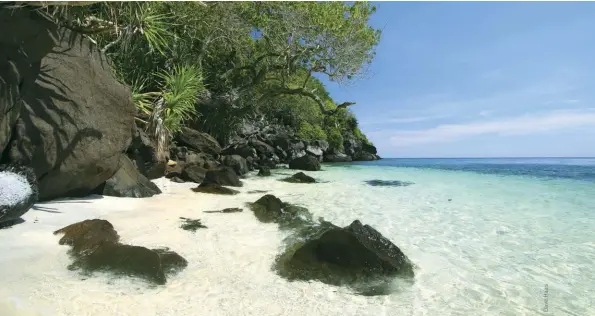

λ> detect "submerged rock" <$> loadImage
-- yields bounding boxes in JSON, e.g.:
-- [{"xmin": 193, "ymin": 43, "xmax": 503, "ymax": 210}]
[
  {"xmin": 180, "ymin": 217, "xmax": 207, "ymax": 231},
  {"xmin": 248, "ymin": 194, "xmax": 313, "ymax": 228},
  {"xmin": 0, "ymin": 164, "xmax": 38, "ymax": 226},
  {"xmin": 54, "ymin": 219, "xmax": 186, "ymax": 285},
  {"xmin": 365, "ymin": 180, "xmax": 414, "ymax": 187},
  {"xmin": 192, "ymin": 183, "xmax": 239, "ymax": 195},
  {"xmin": 275, "ymin": 220, "xmax": 414, "ymax": 292},
  {"xmin": 281, "ymin": 172, "xmax": 316, "ymax": 183},
  {"xmin": 289, "ymin": 155, "xmax": 320, "ymax": 171}
]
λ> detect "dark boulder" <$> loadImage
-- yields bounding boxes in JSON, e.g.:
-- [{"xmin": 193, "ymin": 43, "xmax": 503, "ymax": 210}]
[
  {"xmin": 165, "ymin": 162, "xmax": 184, "ymax": 179},
  {"xmin": 176, "ymin": 127, "xmax": 222, "ymax": 156},
  {"xmin": 191, "ymin": 183, "xmax": 239, "ymax": 195},
  {"xmin": 276, "ymin": 220, "xmax": 414, "ymax": 289},
  {"xmin": 127, "ymin": 126, "xmax": 165, "ymax": 180},
  {"xmin": 281, "ymin": 172, "xmax": 316, "ymax": 184},
  {"xmin": 289, "ymin": 155, "xmax": 321, "ymax": 171},
  {"xmin": 221, "ymin": 155, "xmax": 249, "ymax": 176},
  {"xmin": 202, "ymin": 167, "xmax": 242, "ymax": 187},
  {"xmin": 221, "ymin": 142, "xmax": 255, "ymax": 159},
  {"xmin": 258, "ymin": 166, "xmax": 271, "ymax": 177},
  {"xmin": 1, "ymin": 10, "xmax": 136, "ymax": 201},
  {"xmin": 54, "ymin": 219, "xmax": 186, "ymax": 285},
  {"xmin": 0, "ymin": 164, "xmax": 38, "ymax": 226},
  {"xmin": 324, "ymin": 153, "xmax": 353, "ymax": 163},
  {"xmin": 249, "ymin": 139, "xmax": 275, "ymax": 157},
  {"xmin": 98, "ymin": 156, "xmax": 161, "ymax": 198},
  {"xmin": 180, "ymin": 163, "xmax": 207, "ymax": 183},
  {"xmin": 248, "ymin": 194, "xmax": 313, "ymax": 227}
]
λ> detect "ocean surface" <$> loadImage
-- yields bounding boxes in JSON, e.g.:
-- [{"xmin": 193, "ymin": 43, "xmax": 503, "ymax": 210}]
[{"xmin": 1, "ymin": 157, "xmax": 594, "ymax": 315}]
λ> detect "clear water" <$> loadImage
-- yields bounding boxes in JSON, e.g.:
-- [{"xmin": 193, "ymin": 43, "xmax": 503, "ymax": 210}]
[{"xmin": 0, "ymin": 158, "xmax": 594, "ymax": 315}]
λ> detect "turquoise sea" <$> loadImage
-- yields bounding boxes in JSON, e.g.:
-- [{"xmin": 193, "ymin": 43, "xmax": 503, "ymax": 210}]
[{"xmin": 1, "ymin": 157, "xmax": 594, "ymax": 316}]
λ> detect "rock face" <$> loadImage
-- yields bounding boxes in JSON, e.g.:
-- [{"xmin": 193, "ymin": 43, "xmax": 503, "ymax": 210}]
[
  {"xmin": 277, "ymin": 220, "xmax": 415, "ymax": 289},
  {"xmin": 98, "ymin": 156, "xmax": 161, "ymax": 198},
  {"xmin": 354, "ymin": 152, "xmax": 377, "ymax": 162},
  {"xmin": 281, "ymin": 172, "xmax": 316, "ymax": 184},
  {"xmin": 221, "ymin": 155, "xmax": 249, "ymax": 176},
  {"xmin": 176, "ymin": 127, "xmax": 222, "ymax": 156},
  {"xmin": 289, "ymin": 155, "xmax": 321, "ymax": 171},
  {"xmin": 202, "ymin": 167, "xmax": 242, "ymax": 187},
  {"xmin": 54, "ymin": 219, "xmax": 186, "ymax": 285},
  {"xmin": 0, "ymin": 9, "xmax": 135, "ymax": 201},
  {"xmin": 0, "ymin": 164, "xmax": 38, "ymax": 225}
]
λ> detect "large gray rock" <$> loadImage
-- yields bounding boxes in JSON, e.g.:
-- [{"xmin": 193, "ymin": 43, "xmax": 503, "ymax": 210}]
[
  {"xmin": 221, "ymin": 155, "xmax": 249, "ymax": 176},
  {"xmin": 127, "ymin": 126, "xmax": 165, "ymax": 180},
  {"xmin": 176, "ymin": 127, "xmax": 222, "ymax": 156},
  {"xmin": 1, "ymin": 9, "xmax": 135, "ymax": 201},
  {"xmin": 99, "ymin": 156, "xmax": 161, "ymax": 198},
  {"xmin": 202, "ymin": 167, "xmax": 243, "ymax": 187},
  {"xmin": 0, "ymin": 164, "xmax": 38, "ymax": 225},
  {"xmin": 289, "ymin": 155, "xmax": 321, "ymax": 171}
]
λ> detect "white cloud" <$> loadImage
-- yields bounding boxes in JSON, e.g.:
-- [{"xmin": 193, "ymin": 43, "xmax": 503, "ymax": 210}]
[{"xmin": 388, "ymin": 110, "xmax": 595, "ymax": 147}]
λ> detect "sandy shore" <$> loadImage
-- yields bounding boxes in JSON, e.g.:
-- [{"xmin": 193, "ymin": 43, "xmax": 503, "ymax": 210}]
[{"xmin": 0, "ymin": 176, "xmax": 396, "ymax": 316}]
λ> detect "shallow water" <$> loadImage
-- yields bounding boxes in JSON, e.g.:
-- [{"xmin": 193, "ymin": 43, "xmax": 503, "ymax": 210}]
[{"xmin": 1, "ymin": 158, "xmax": 594, "ymax": 315}]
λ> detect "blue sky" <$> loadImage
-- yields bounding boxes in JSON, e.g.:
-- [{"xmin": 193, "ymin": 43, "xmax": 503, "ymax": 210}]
[{"xmin": 321, "ymin": 2, "xmax": 595, "ymax": 158}]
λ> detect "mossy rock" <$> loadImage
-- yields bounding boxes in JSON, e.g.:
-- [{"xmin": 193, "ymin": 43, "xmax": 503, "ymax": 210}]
[
  {"xmin": 280, "ymin": 172, "xmax": 316, "ymax": 183},
  {"xmin": 274, "ymin": 220, "xmax": 415, "ymax": 294},
  {"xmin": 247, "ymin": 194, "xmax": 313, "ymax": 228},
  {"xmin": 192, "ymin": 183, "xmax": 239, "ymax": 195}
]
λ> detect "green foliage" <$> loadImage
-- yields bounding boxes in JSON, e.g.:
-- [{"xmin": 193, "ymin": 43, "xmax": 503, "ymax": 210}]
[
  {"xmin": 297, "ymin": 122, "xmax": 327, "ymax": 141},
  {"xmin": 38, "ymin": 1, "xmax": 379, "ymax": 151},
  {"xmin": 157, "ymin": 65, "xmax": 205, "ymax": 134}
]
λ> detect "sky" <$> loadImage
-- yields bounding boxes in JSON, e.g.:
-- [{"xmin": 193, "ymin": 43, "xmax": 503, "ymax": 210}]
[{"xmin": 321, "ymin": 2, "xmax": 595, "ymax": 158}]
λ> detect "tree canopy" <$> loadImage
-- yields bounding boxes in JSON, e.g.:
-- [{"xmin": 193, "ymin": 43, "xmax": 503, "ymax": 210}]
[{"xmin": 27, "ymin": 1, "xmax": 380, "ymax": 154}]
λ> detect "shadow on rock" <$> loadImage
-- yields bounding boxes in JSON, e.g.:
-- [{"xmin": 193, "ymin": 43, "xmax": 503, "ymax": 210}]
[
  {"xmin": 365, "ymin": 180, "xmax": 414, "ymax": 187},
  {"xmin": 54, "ymin": 219, "xmax": 186, "ymax": 285}
]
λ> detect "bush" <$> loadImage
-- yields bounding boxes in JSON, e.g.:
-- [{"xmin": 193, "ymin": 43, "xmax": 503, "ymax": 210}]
[
  {"xmin": 326, "ymin": 127, "xmax": 344, "ymax": 152},
  {"xmin": 298, "ymin": 121, "xmax": 327, "ymax": 141}
]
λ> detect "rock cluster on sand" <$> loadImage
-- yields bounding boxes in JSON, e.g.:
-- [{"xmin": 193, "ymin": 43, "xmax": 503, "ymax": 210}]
[
  {"xmin": 54, "ymin": 219, "xmax": 187, "ymax": 285},
  {"xmin": 0, "ymin": 164, "xmax": 38, "ymax": 227}
]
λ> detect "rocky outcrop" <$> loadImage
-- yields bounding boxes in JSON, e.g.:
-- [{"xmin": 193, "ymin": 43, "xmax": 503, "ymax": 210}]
[
  {"xmin": 181, "ymin": 163, "xmax": 207, "ymax": 183},
  {"xmin": 289, "ymin": 155, "xmax": 321, "ymax": 171},
  {"xmin": 176, "ymin": 127, "xmax": 222, "ymax": 156},
  {"xmin": 0, "ymin": 9, "xmax": 135, "ymax": 201},
  {"xmin": 281, "ymin": 172, "xmax": 316, "ymax": 183},
  {"xmin": 0, "ymin": 164, "xmax": 38, "ymax": 226},
  {"xmin": 354, "ymin": 152, "xmax": 377, "ymax": 161},
  {"xmin": 221, "ymin": 155, "xmax": 249, "ymax": 176},
  {"xmin": 98, "ymin": 156, "xmax": 161, "ymax": 198},
  {"xmin": 275, "ymin": 220, "xmax": 414, "ymax": 291},
  {"xmin": 202, "ymin": 167, "xmax": 242, "ymax": 187},
  {"xmin": 54, "ymin": 219, "xmax": 187, "ymax": 285}
]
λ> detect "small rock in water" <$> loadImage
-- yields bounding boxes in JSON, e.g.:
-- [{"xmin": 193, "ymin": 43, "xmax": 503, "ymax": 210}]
[
  {"xmin": 180, "ymin": 217, "xmax": 208, "ymax": 231},
  {"xmin": 364, "ymin": 180, "xmax": 414, "ymax": 187},
  {"xmin": 448, "ymin": 199, "xmax": 452, "ymax": 202},
  {"xmin": 192, "ymin": 183, "xmax": 239, "ymax": 195},
  {"xmin": 281, "ymin": 172, "xmax": 316, "ymax": 183},
  {"xmin": 248, "ymin": 190, "xmax": 269, "ymax": 194}
]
